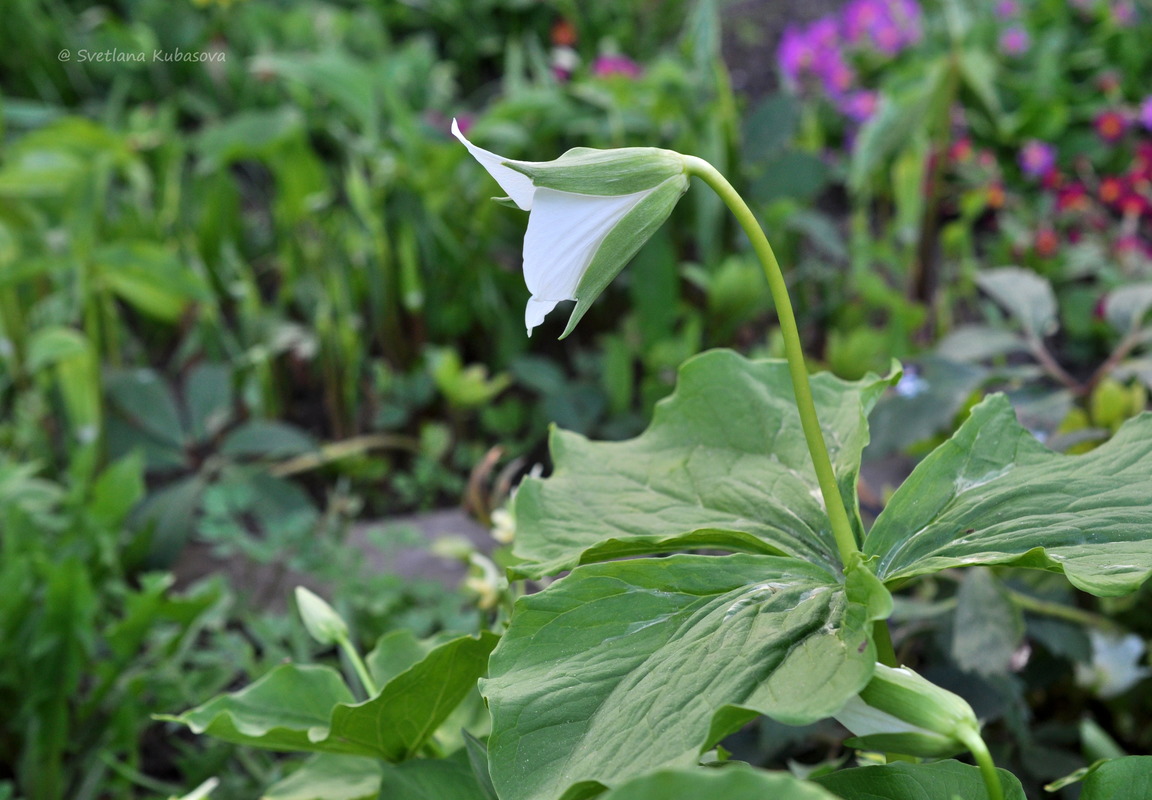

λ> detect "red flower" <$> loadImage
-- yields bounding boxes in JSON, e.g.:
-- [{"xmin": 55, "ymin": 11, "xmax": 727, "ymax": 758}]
[
  {"xmin": 1119, "ymin": 193, "xmax": 1150, "ymax": 218},
  {"xmin": 1035, "ymin": 227, "xmax": 1060, "ymax": 257},
  {"xmin": 1041, "ymin": 168, "xmax": 1064, "ymax": 190},
  {"xmin": 986, "ymin": 181, "xmax": 1005, "ymax": 209},
  {"xmin": 1094, "ymin": 110, "xmax": 1128, "ymax": 144},
  {"xmin": 949, "ymin": 138, "xmax": 973, "ymax": 164},
  {"xmin": 1099, "ymin": 176, "xmax": 1125, "ymax": 206},
  {"xmin": 1057, "ymin": 183, "xmax": 1089, "ymax": 212}
]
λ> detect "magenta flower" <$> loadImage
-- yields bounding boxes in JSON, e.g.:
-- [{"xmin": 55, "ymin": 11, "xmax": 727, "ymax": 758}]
[
  {"xmin": 592, "ymin": 55, "xmax": 641, "ymax": 79},
  {"xmin": 1019, "ymin": 140, "xmax": 1055, "ymax": 177},
  {"xmin": 842, "ymin": 0, "xmax": 921, "ymax": 55},
  {"xmin": 839, "ymin": 90, "xmax": 879, "ymax": 122},
  {"xmin": 778, "ymin": 25, "xmax": 817, "ymax": 88},
  {"xmin": 1139, "ymin": 97, "xmax": 1152, "ymax": 132},
  {"xmin": 999, "ymin": 27, "xmax": 1030, "ymax": 56},
  {"xmin": 994, "ymin": 0, "xmax": 1019, "ymax": 17},
  {"xmin": 1112, "ymin": 1, "xmax": 1136, "ymax": 26},
  {"xmin": 1095, "ymin": 110, "xmax": 1128, "ymax": 144},
  {"xmin": 818, "ymin": 51, "xmax": 857, "ymax": 97}
]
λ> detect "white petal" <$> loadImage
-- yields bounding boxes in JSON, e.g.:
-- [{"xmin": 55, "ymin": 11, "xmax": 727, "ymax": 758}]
[
  {"xmin": 525, "ymin": 297, "xmax": 558, "ymax": 336},
  {"xmin": 451, "ymin": 119, "xmax": 536, "ymax": 211},
  {"xmin": 521, "ymin": 186, "xmax": 649, "ymax": 302}
]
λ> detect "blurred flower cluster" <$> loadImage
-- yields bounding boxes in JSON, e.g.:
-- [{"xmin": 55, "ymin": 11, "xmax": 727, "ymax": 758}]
[{"xmin": 778, "ymin": 0, "xmax": 922, "ymax": 121}]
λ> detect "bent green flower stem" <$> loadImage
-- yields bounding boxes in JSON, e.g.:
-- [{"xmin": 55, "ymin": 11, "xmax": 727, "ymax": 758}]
[
  {"xmin": 957, "ymin": 727, "xmax": 1005, "ymax": 800},
  {"xmin": 682, "ymin": 156, "xmax": 897, "ymax": 668}
]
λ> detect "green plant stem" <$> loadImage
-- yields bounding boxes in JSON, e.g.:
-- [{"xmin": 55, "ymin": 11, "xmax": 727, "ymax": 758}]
[
  {"xmin": 683, "ymin": 157, "xmax": 860, "ymax": 567},
  {"xmin": 958, "ymin": 728, "xmax": 1004, "ymax": 800},
  {"xmin": 338, "ymin": 635, "xmax": 380, "ymax": 698}
]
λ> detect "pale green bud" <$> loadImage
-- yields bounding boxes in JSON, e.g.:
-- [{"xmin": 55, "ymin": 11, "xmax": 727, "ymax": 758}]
[
  {"xmin": 294, "ymin": 586, "xmax": 349, "ymax": 646},
  {"xmin": 835, "ymin": 664, "xmax": 982, "ymax": 758}
]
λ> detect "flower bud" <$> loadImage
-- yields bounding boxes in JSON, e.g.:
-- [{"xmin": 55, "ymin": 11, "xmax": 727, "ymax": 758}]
[
  {"xmin": 835, "ymin": 664, "xmax": 982, "ymax": 758},
  {"xmin": 294, "ymin": 586, "xmax": 349, "ymax": 646}
]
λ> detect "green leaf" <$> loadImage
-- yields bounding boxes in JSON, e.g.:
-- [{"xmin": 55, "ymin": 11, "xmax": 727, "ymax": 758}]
[
  {"xmin": 976, "ymin": 267, "xmax": 1058, "ymax": 340},
  {"xmin": 950, "ymin": 568, "xmax": 1024, "ymax": 676},
  {"xmin": 376, "ymin": 749, "xmax": 489, "ymax": 800},
  {"xmin": 1055, "ymin": 756, "xmax": 1152, "ymax": 796},
  {"xmin": 365, "ymin": 630, "xmax": 432, "ymax": 688},
  {"xmin": 1104, "ymin": 283, "xmax": 1152, "ymax": 335},
  {"xmin": 511, "ymin": 350, "xmax": 892, "ymax": 579},
  {"xmin": 599, "ymin": 766, "xmax": 840, "ymax": 800},
  {"xmin": 156, "ymin": 664, "xmax": 363, "ymax": 755},
  {"xmin": 105, "ymin": 368, "xmax": 187, "ymax": 450},
  {"xmin": 95, "ymin": 242, "xmax": 207, "ymax": 322},
  {"xmin": 813, "ymin": 760, "xmax": 1026, "ymax": 800},
  {"xmin": 185, "ymin": 362, "xmax": 234, "ymax": 442},
  {"xmin": 483, "ymin": 554, "xmax": 888, "ymax": 800},
  {"xmin": 162, "ymin": 633, "xmax": 497, "ymax": 760},
  {"xmin": 865, "ymin": 395, "xmax": 1152, "ymax": 596},
  {"xmin": 264, "ymin": 754, "xmax": 382, "ymax": 800},
  {"xmin": 220, "ymin": 421, "xmax": 317, "ymax": 459},
  {"xmin": 328, "ymin": 632, "xmax": 498, "ymax": 761},
  {"xmin": 866, "ymin": 357, "xmax": 988, "ymax": 458}
]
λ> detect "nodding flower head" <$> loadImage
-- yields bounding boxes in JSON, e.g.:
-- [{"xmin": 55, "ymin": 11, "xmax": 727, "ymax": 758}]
[{"xmin": 453, "ymin": 119, "xmax": 690, "ymax": 337}]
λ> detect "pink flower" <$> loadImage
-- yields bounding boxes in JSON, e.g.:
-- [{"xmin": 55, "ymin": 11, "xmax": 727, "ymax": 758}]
[
  {"xmin": 999, "ymin": 27, "xmax": 1030, "ymax": 56},
  {"xmin": 839, "ymin": 90, "xmax": 879, "ymax": 122},
  {"xmin": 994, "ymin": 0, "xmax": 1019, "ymax": 17},
  {"xmin": 1139, "ymin": 97, "xmax": 1152, "ymax": 132},
  {"xmin": 1094, "ymin": 110, "xmax": 1128, "ymax": 144},
  {"xmin": 592, "ymin": 55, "xmax": 641, "ymax": 79},
  {"xmin": 1019, "ymin": 140, "xmax": 1055, "ymax": 177}
]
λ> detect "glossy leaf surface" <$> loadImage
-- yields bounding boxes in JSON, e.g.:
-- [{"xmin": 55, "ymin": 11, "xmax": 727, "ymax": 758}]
[
  {"xmin": 483, "ymin": 554, "xmax": 888, "ymax": 800},
  {"xmin": 511, "ymin": 350, "xmax": 891, "ymax": 579},
  {"xmin": 866, "ymin": 395, "xmax": 1152, "ymax": 596}
]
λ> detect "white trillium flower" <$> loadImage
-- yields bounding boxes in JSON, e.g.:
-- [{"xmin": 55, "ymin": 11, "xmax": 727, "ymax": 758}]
[
  {"xmin": 452, "ymin": 119, "xmax": 690, "ymax": 337},
  {"xmin": 1075, "ymin": 630, "xmax": 1150, "ymax": 699}
]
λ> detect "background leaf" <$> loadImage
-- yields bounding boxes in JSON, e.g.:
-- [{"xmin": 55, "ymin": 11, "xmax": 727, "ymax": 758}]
[
  {"xmin": 976, "ymin": 268, "xmax": 1058, "ymax": 340},
  {"xmin": 263, "ymin": 754, "xmax": 382, "ymax": 800},
  {"xmin": 950, "ymin": 567, "xmax": 1024, "ymax": 676},
  {"xmin": 599, "ymin": 766, "xmax": 840, "ymax": 800},
  {"xmin": 813, "ymin": 760, "xmax": 1026, "ymax": 800},
  {"xmin": 865, "ymin": 395, "xmax": 1152, "ymax": 596}
]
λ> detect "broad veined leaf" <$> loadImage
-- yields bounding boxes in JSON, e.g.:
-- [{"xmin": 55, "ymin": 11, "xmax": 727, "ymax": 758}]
[
  {"xmin": 376, "ymin": 748, "xmax": 490, "ymax": 800},
  {"xmin": 263, "ymin": 753, "xmax": 382, "ymax": 800},
  {"xmin": 865, "ymin": 394, "xmax": 1152, "ymax": 596},
  {"xmin": 161, "ymin": 633, "xmax": 497, "ymax": 759},
  {"xmin": 813, "ymin": 760, "xmax": 1026, "ymax": 800},
  {"xmin": 156, "ymin": 665, "xmax": 362, "ymax": 754},
  {"xmin": 599, "ymin": 766, "xmax": 840, "ymax": 800},
  {"xmin": 483, "ymin": 554, "xmax": 890, "ymax": 800},
  {"xmin": 511, "ymin": 349, "xmax": 893, "ymax": 579},
  {"xmin": 327, "ymin": 632, "xmax": 498, "ymax": 761}
]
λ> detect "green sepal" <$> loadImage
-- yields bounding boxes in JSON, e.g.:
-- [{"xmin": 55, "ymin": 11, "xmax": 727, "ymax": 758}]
[
  {"xmin": 505, "ymin": 147, "xmax": 686, "ymax": 197},
  {"xmin": 560, "ymin": 175, "xmax": 689, "ymax": 338}
]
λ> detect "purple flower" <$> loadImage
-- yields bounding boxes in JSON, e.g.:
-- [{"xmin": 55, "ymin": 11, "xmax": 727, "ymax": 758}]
[
  {"xmin": 591, "ymin": 55, "xmax": 641, "ymax": 79},
  {"xmin": 842, "ymin": 0, "xmax": 922, "ymax": 55},
  {"xmin": 778, "ymin": 25, "xmax": 816, "ymax": 87},
  {"xmin": 1019, "ymin": 140, "xmax": 1055, "ymax": 177},
  {"xmin": 1140, "ymin": 96, "xmax": 1152, "ymax": 132},
  {"xmin": 778, "ymin": 16, "xmax": 848, "ymax": 93},
  {"xmin": 999, "ymin": 27, "xmax": 1030, "ymax": 56},
  {"xmin": 1112, "ymin": 2, "xmax": 1136, "ymax": 25},
  {"xmin": 994, "ymin": 0, "xmax": 1019, "ymax": 17},
  {"xmin": 818, "ymin": 51, "xmax": 857, "ymax": 97},
  {"xmin": 839, "ymin": 90, "xmax": 879, "ymax": 122}
]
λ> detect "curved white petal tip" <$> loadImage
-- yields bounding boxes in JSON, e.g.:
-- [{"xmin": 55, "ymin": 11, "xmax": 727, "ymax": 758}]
[
  {"xmin": 451, "ymin": 118, "xmax": 536, "ymax": 211},
  {"xmin": 525, "ymin": 297, "xmax": 559, "ymax": 336}
]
